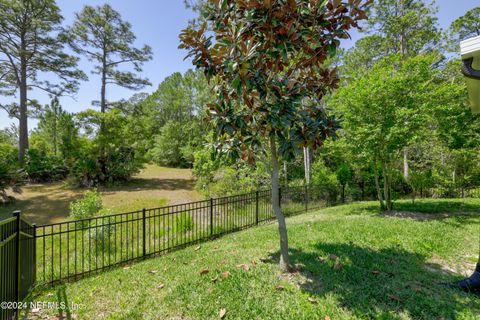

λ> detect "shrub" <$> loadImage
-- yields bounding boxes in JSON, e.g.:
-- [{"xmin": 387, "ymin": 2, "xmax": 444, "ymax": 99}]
[
  {"xmin": 311, "ymin": 160, "xmax": 340, "ymax": 203},
  {"xmin": 24, "ymin": 148, "xmax": 68, "ymax": 182},
  {"xmin": 0, "ymin": 144, "xmax": 25, "ymax": 203},
  {"xmin": 69, "ymin": 189, "xmax": 103, "ymax": 221},
  {"xmin": 90, "ymin": 209, "xmax": 116, "ymax": 252},
  {"xmin": 149, "ymin": 121, "xmax": 188, "ymax": 167},
  {"xmin": 175, "ymin": 212, "xmax": 194, "ymax": 233}
]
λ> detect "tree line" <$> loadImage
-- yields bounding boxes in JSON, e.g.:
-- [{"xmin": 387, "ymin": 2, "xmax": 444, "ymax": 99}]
[{"xmin": 1, "ymin": 0, "xmax": 480, "ymax": 217}]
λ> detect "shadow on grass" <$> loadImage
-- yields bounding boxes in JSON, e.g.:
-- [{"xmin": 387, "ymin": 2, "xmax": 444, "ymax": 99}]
[
  {"xmin": 267, "ymin": 243, "xmax": 479, "ymax": 319},
  {"xmin": 102, "ymin": 178, "xmax": 196, "ymax": 193},
  {"xmin": 393, "ymin": 199, "xmax": 480, "ymax": 214}
]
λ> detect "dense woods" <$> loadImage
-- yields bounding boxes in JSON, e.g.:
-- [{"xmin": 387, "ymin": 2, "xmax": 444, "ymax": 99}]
[{"xmin": 1, "ymin": 0, "xmax": 479, "ymax": 216}]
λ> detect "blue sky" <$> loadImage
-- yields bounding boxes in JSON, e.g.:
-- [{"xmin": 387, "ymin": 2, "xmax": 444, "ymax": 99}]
[{"xmin": 0, "ymin": 0, "xmax": 477, "ymax": 130}]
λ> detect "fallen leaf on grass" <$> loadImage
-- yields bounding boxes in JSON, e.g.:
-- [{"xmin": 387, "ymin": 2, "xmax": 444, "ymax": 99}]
[
  {"xmin": 149, "ymin": 270, "xmax": 158, "ymax": 274},
  {"xmin": 219, "ymin": 308, "xmax": 226, "ymax": 318},
  {"xmin": 251, "ymin": 260, "xmax": 257, "ymax": 267},
  {"xmin": 123, "ymin": 266, "xmax": 130, "ymax": 270},
  {"xmin": 194, "ymin": 246, "xmax": 201, "ymax": 251},
  {"xmin": 409, "ymin": 282, "xmax": 422, "ymax": 292},
  {"xmin": 221, "ymin": 271, "xmax": 231, "ymax": 278},
  {"xmin": 318, "ymin": 257, "xmax": 326, "ymax": 263},
  {"xmin": 236, "ymin": 264, "xmax": 250, "ymax": 271},
  {"xmin": 328, "ymin": 254, "xmax": 339, "ymax": 261},
  {"xmin": 388, "ymin": 294, "xmax": 401, "ymax": 302},
  {"xmin": 31, "ymin": 308, "xmax": 40, "ymax": 313},
  {"xmin": 275, "ymin": 285, "xmax": 285, "ymax": 290},
  {"xmin": 200, "ymin": 268, "xmax": 210, "ymax": 275},
  {"xmin": 157, "ymin": 284, "xmax": 165, "ymax": 289},
  {"xmin": 325, "ymin": 316, "xmax": 331, "ymax": 320},
  {"xmin": 307, "ymin": 297, "xmax": 318, "ymax": 304},
  {"xmin": 211, "ymin": 275, "xmax": 219, "ymax": 283},
  {"xmin": 371, "ymin": 270, "xmax": 380, "ymax": 275},
  {"xmin": 333, "ymin": 261, "xmax": 343, "ymax": 270}
]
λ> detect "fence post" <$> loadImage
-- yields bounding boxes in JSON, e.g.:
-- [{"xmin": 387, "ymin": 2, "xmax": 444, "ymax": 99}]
[
  {"xmin": 210, "ymin": 198, "xmax": 214, "ymax": 237},
  {"xmin": 32, "ymin": 223, "xmax": 37, "ymax": 283},
  {"xmin": 13, "ymin": 210, "xmax": 21, "ymax": 317},
  {"xmin": 255, "ymin": 191, "xmax": 259, "ymax": 225},
  {"xmin": 142, "ymin": 208, "xmax": 146, "ymax": 258},
  {"xmin": 304, "ymin": 185, "xmax": 308, "ymax": 212}
]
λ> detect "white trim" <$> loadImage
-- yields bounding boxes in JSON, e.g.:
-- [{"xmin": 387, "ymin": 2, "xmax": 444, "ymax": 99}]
[{"xmin": 461, "ymin": 35, "xmax": 480, "ymax": 59}]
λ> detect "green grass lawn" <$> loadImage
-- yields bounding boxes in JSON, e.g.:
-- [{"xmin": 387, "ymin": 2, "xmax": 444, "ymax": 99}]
[{"xmin": 27, "ymin": 200, "xmax": 480, "ymax": 320}]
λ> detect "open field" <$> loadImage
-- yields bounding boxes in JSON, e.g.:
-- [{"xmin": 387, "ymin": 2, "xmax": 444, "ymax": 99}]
[
  {"xmin": 0, "ymin": 164, "xmax": 201, "ymax": 225},
  {"xmin": 27, "ymin": 200, "xmax": 480, "ymax": 320}
]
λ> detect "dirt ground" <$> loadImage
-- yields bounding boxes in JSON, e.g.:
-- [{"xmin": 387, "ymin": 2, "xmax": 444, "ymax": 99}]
[{"xmin": 0, "ymin": 164, "xmax": 202, "ymax": 225}]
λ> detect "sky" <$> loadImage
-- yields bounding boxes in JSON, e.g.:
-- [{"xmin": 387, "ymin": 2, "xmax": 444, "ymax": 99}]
[{"xmin": 0, "ymin": 0, "xmax": 478, "ymax": 130}]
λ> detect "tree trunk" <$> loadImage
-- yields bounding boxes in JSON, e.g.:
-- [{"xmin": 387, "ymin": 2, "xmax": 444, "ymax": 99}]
[
  {"xmin": 403, "ymin": 150, "xmax": 409, "ymax": 179},
  {"xmin": 53, "ymin": 108, "xmax": 57, "ymax": 156},
  {"xmin": 270, "ymin": 136, "xmax": 291, "ymax": 271},
  {"xmin": 283, "ymin": 161, "xmax": 288, "ymax": 189},
  {"xmin": 382, "ymin": 162, "xmax": 393, "ymax": 212},
  {"xmin": 303, "ymin": 146, "xmax": 311, "ymax": 185},
  {"xmin": 373, "ymin": 160, "xmax": 385, "ymax": 210},
  {"xmin": 99, "ymin": 52, "xmax": 107, "ymax": 180},
  {"xmin": 18, "ymin": 56, "xmax": 28, "ymax": 163},
  {"xmin": 101, "ymin": 53, "xmax": 107, "ymax": 113}
]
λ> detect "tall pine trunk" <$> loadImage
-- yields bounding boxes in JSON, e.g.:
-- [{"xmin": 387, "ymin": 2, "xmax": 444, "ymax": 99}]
[
  {"xmin": 18, "ymin": 56, "xmax": 28, "ymax": 163},
  {"xmin": 270, "ymin": 136, "xmax": 291, "ymax": 271},
  {"xmin": 99, "ymin": 53, "xmax": 107, "ymax": 180}
]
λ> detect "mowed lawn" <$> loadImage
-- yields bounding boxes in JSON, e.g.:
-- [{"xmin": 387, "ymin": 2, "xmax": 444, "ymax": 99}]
[
  {"xmin": 28, "ymin": 200, "xmax": 480, "ymax": 320},
  {"xmin": 0, "ymin": 164, "xmax": 201, "ymax": 224}
]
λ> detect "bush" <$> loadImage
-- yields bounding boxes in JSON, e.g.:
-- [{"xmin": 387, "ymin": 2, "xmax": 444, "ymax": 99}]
[
  {"xmin": 0, "ymin": 144, "xmax": 25, "ymax": 203},
  {"xmin": 175, "ymin": 212, "xmax": 194, "ymax": 233},
  {"xmin": 69, "ymin": 189, "xmax": 103, "ymax": 221},
  {"xmin": 90, "ymin": 210, "xmax": 116, "ymax": 252},
  {"xmin": 24, "ymin": 148, "xmax": 68, "ymax": 182},
  {"xmin": 311, "ymin": 160, "xmax": 340, "ymax": 203},
  {"xmin": 149, "ymin": 121, "xmax": 188, "ymax": 167},
  {"xmin": 70, "ymin": 146, "xmax": 142, "ymax": 187}
]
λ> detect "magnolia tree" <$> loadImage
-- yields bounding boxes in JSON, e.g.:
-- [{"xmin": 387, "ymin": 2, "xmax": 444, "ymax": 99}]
[{"xmin": 180, "ymin": 0, "xmax": 369, "ymax": 271}]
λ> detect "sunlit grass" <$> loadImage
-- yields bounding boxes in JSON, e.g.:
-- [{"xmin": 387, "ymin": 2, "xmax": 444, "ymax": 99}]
[
  {"xmin": 28, "ymin": 201, "xmax": 480, "ymax": 320},
  {"xmin": 0, "ymin": 164, "xmax": 198, "ymax": 224}
]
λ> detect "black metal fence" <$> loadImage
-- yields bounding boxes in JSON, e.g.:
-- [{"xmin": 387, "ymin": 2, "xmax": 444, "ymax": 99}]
[
  {"xmin": 34, "ymin": 186, "xmax": 325, "ymax": 285},
  {"xmin": 0, "ymin": 212, "xmax": 36, "ymax": 320}
]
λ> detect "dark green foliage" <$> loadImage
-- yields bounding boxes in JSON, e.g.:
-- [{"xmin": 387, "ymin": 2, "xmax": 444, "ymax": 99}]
[
  {"xmin": 70, "ymin": 109, "xmax": 143, "ymax": 186},
  {"xmin": 65, "ymin": 3, "xmax": 152, "ymax": 112},
  {"xmin": 450, "ymin": 6, "xmax": 480, "ymax": 41},
  {"xmin": 24, "ymin": 148, "xmax": 67, "ymax": 183},
  {"xmin": 0, "ymin": 144, "xmax": 25, "ymax": 203}
]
